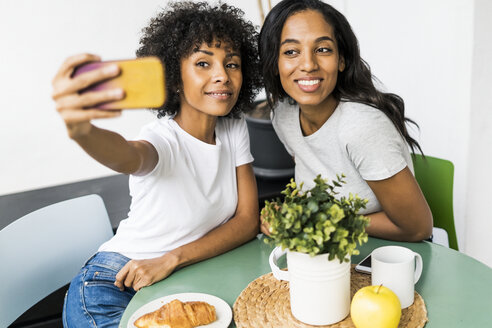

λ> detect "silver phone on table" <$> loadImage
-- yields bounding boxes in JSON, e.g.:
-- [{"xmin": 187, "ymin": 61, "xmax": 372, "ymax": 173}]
[{"xmin": 354, "ymin": 253, "xmax": 372, "ymax": 274}]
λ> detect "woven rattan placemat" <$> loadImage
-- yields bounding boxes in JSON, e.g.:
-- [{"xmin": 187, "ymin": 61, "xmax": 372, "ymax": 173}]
[{"xmin": 233, "ymin": 265, "xmax": 427, "ymax": 328}]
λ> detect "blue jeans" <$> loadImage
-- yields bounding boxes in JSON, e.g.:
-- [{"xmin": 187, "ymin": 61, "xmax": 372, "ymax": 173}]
[{"xmin": 63, "ymin": 252, "xmax": 136, "ymax": 328}]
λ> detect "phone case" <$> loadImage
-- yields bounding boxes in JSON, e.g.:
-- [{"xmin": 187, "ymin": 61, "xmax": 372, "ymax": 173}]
[{"xmin": 72, "ymin": 57, "xmax": 165, "ymax": 110}]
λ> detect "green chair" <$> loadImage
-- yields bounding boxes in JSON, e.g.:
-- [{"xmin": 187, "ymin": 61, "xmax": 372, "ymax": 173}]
[{"xmin": 412, "ymin": 154, "xmax": 459, "ymax": 250}]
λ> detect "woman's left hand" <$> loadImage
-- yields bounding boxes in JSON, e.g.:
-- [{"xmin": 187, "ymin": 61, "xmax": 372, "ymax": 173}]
[
  {"xmin": 114, "ymin": 164, "xmax": 260, "ymax": 292},
  {"xmin": 260, "ymin": 214, "xmax": 272, "ymax": 236},
  {"xmin": 114, "ymin": 252, "xmax": 180, "ymax": 291}
]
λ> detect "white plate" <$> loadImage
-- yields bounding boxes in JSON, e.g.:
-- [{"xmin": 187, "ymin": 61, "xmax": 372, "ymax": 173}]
[{"xmin": 127, "ymin": 292, "xmax": 232, "ymax": 328}]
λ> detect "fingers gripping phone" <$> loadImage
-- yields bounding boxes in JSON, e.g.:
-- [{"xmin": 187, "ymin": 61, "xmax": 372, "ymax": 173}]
[
  {"xmin": 355, "ymin": 253, "xmax": 372, "ymax": 274},
  {"xmin": 72, "ymin": 57, "xmax": 165, "ymax": 110}
]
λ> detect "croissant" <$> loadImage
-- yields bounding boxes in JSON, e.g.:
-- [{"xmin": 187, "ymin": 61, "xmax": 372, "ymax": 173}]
[{"xmin": 134, "ymin": 299, "xmax": 217, "ymax": 328}]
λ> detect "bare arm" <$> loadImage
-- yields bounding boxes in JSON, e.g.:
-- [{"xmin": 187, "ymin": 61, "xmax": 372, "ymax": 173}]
[
  {"xmin": 70, "ymin": 126, "xmax": 158, "ymax": 176},
  {"xmin": 365, "ymin": 167, "xmax": 433, "ymax": 241},
  {"xmin": 172, "ymin": 164, "xmax": 259, "ymax": 266},
  {"xmin": 115, "ymin": 163, "xmax": 260, "ymax": 291},
  {"xmin": 51, "ymin": 53, "xmax": 157, "ymax": 175},
  {"xmin": 261, "ymin": 167, "xmax": 433, "ymax": 242}
]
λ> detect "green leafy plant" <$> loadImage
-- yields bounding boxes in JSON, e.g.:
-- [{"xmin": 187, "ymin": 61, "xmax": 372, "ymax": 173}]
[{"xmin": 261, "ymin": 174, "xmax": 370, "ymax": 263}]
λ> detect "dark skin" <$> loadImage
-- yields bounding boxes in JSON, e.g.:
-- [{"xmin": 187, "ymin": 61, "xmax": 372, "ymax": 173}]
[
  {"xmin": 260, "ymin": 10, "xmax": 432, "ymax": 242},
  {"xmin": 52, "ymin": 49, "xmax": 259, "ymax": 291}
]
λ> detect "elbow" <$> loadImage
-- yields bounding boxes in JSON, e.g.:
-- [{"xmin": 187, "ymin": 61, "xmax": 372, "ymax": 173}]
[
  {"xmin": 406, "ymin": 213, "xmax": 433, "ymax": 242},
  {"xmin": 234, "ymin": 211, "xmax": 260, "ymax": 243},
  {"xmin": 112, "ymin": 157, "xmax": 142, "ymax": 175},
  {"xmin": 113, "ymin": 167, "xmax": 136, "ymax": 176},
  {"xmin": 249, "ymin": 216, "xmax": 260, "ymax": 239},
  {"xmin": 246, "ymin": 214, "xmax": 261, "ymax": 240},
  {"xmin": 407, "ymin": 229, "xmax": 432, "ymax": 242}
]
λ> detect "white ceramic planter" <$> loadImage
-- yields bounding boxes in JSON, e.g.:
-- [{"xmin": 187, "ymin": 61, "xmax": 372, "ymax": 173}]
[{"xmin": 269, "ymin": 246, "xmax": 351, "ymax": 325}]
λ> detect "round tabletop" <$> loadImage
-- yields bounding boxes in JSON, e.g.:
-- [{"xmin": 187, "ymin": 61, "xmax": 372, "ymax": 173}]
[{"xmin": 119, "ymin": 236, "xmax": 492, "ymax": 328}]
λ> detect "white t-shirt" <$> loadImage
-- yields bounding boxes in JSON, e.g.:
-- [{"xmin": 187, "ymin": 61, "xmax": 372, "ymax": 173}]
[
  {"xmin": 98, "ymin": 116, "xmax": 253, "ymax": 259},
  {"xmin": 271, "ymin": 100, "xmax": 413, "ymax": 215}
]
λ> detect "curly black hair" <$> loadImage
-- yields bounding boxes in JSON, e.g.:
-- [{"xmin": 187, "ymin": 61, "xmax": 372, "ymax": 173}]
[{"xmin": 136, "ymin": 1, "xmax": 262, "ymax": 118}]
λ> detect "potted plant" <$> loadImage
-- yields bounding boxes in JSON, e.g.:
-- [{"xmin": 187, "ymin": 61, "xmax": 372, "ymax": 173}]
[{"xmin": 263, "ymin": 174, "xmax": 370, "ymax": 325}]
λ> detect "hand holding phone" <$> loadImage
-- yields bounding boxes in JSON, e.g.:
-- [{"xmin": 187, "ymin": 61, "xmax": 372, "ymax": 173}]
[{"xmin": 72, "ymin": 57, "xmax": 166, "ymax": 110}]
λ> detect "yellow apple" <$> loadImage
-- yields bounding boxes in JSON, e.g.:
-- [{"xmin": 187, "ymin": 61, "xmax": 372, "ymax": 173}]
[{"xmin": 350, "ymin": 285, "xmax": 401, "ymax": 328}]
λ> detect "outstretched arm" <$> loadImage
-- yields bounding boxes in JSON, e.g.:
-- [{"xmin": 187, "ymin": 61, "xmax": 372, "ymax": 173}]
[
  {"xmin": 365, "ymin": 167, "xmax": 433, "ymax": 241},
  {"xmin": 115, "ymin": 163, "xmax": 260, "ymax": 291},
  {"xmin": 51, "ymin": 53, "xmax": 158, "ymax": 176}
]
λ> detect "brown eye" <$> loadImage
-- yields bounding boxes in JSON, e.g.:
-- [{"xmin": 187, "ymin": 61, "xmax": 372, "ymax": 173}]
[{"xmin": 283, "ymin": 49, "xmax": 297, "ymax": 56}]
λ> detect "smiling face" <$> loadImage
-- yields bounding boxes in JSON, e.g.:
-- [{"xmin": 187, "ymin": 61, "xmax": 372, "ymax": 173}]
[
  {"xmin": 179, "ymin": 41, "xmax": 243, "ymax": 117},
  {"xmin": 278, "ymin": 10, "xmax": 345, "ymax": 110}
]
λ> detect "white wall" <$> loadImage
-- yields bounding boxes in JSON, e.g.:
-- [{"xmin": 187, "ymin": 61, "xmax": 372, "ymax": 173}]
[
  {"xmin": 340, "ymin": 0, "xmax": 492, "ymax": 267},
  {"xmin": 0, "ymin": 0, "xmax": 163, "ymax": 192},
  {"xmin": 344, "ymin": 0, "xmax": 474, "ymax": 254},
  {"xmin": 0, "ymin": 0, "xmax": 266, "ymax": 194},
  {"xmin": 465, "ymin": 0, "xmax": 492, "ymax": 267},
  {"xmin": 1, "ymin": 0, "xmax": 490, "ymax": 266}
]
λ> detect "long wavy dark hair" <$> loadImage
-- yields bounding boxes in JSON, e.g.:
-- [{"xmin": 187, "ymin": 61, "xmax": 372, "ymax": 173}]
[
  {"xmin": 259, "ymin": 0, "xmax": 422, "ymax": 154},
  {"xmin": 137, "ymin": 1, "xmax": 261, "ymax": 118}
]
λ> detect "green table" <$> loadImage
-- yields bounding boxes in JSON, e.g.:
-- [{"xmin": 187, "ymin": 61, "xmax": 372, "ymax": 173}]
[{"xmin": 120, "ymin": 236, "xmax": 492, "ymax": 327}]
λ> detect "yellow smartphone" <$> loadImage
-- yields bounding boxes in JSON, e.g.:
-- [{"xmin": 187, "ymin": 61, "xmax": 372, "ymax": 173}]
[{"xmin": 72, "ymin": 57, "xmax": 165, "ymax": 110}]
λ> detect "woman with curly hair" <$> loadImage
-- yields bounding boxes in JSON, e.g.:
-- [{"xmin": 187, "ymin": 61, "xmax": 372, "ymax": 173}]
[
  {"xmin": 259, "ymin": 0, "xmax": 432, "ymax": 242},
  {"xmin": 52, "ymin": 2, "xmax": 261, "ymax": 326}
]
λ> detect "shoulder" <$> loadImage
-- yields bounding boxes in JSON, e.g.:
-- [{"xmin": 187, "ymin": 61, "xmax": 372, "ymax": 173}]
[
  {"xmin": 218, "ymin": 115, "xmax": 254, "ymax": 166},
  {"xmin": 217, "ymin": 115, "xmax": 248, "ymax": 134},
  {"xmin": 137, "ymin": 118, "xmax": 179, "ymax": 155},
  {"xmin": 337, "ymin": 101, "xmax": 400, "ymax": 142},
  {"xmin": 271, "ymin": 100, "xmax": 297, "ymax": 121},
  {"xmin": 133, "ymin": 118, "xmax": 177, "ymax": 178},
  {"xmin": 336, "ymin": 102, "xmax": 411, "ymax": 180},
  {"xmin": 139, "ymin": 117, "xmax": 174, "ymax": 137},
  {"xmin": 338, "ymin": 101, "xmax": 389, "ymax": 125},
  {"xmin": 271, "ymin": 100, "xmax": 298, "ymax": 133},
  {"xmin": 216, "ymin": 115, "xmax": 250, "ymax": 144}
]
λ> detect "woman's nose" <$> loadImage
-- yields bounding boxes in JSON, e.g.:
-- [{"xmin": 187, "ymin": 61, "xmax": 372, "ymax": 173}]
[
  {"xmin": 299, "ymin": 52, "xmax": 318, "ymax": 72},
  {"xmin": 212, "ymin": 65, "xmax": 229, "ymax": 83}
]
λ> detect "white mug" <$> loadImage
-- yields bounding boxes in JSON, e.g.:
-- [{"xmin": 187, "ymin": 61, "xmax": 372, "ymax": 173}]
[{"xmin": 371, "ymin": 246, "xmax": 423, "ymax": 309}]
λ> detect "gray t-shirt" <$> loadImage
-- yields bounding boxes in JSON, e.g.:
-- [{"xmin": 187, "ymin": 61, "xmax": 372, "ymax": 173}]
[{"xmin": 271, "ymin": 100, "xmax": 413, "ymax": 214}]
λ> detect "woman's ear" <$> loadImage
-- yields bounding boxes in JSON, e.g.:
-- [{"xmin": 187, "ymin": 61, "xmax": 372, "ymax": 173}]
[{"xmin": 339, "ymin": 56, "xmax": 345, "ymax": 72}]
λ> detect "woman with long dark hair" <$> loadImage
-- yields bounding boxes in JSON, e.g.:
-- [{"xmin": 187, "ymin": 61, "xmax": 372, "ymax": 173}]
[{"xmin": 259, "ymin": 0, "xmax": 432, "ymax": 241}]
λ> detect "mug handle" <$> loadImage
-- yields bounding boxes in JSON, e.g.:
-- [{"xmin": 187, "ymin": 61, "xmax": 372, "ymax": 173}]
[
  {"xmin": 414, "ymin": 252, "xmax": 423, "ymax": 283},
  {"xmin": 269, "ymin": 246, "xmax": 290, "ymax": 281}
]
